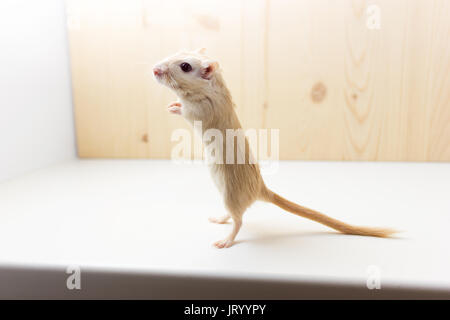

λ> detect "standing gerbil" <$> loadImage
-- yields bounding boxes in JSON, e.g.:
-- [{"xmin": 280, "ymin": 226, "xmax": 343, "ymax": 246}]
[{"xmin": 153, "ymin": 48, "xmax": 395, "ymax": 248}]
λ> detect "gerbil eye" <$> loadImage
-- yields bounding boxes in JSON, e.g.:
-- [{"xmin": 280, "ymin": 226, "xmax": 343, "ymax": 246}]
[{"xmin": 180, "ymin": 62, "xmax": 192, "ymax": 72}]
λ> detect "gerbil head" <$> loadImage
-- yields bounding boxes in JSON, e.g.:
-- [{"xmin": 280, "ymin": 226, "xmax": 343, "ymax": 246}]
[{"xmin": 153, "ymin": 48, "xmax": 220, "ymax": 96}]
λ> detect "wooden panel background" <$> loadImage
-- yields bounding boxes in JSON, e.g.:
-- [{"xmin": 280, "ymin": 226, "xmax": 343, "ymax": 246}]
[{"xmin": 66, "ymin": 0, "xmax": 450, "ymax": 161}]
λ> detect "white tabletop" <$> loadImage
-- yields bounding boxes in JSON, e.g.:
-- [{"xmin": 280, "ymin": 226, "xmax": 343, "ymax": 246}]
[{"xmin": 0, "ymin": 159, "xmax": 449, "ymax": 297}]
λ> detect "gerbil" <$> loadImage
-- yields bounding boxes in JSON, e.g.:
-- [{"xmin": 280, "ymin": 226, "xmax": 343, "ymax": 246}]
[{"xmin": 153, "ymin": 48, "xmax": 396, "ymax": 248}]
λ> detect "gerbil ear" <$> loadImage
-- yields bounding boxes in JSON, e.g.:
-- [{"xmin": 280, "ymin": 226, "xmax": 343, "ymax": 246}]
[
  {"xmin": 200, "ymin": 61, "xmax": 219, "ymax": 80},
  {"xmin": 196, "ymin": 48, "xmax": 207, "ymax": 55}
]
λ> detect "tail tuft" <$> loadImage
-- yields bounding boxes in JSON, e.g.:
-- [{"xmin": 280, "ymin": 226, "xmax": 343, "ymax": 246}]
[{"xmin": 339, "ymin": 226, "xmax": 397, "ymax": 238}]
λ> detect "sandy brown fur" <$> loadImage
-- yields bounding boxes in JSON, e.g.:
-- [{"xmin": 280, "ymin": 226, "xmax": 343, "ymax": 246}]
[{"xmin": 154, "ymin": 49, "xmax": 396, "ymax": 248}]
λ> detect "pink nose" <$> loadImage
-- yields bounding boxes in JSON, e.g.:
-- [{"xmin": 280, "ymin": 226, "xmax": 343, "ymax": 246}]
[{"xmin": 153, "ymin": 67, "xmax": 163, "ymax": 76}]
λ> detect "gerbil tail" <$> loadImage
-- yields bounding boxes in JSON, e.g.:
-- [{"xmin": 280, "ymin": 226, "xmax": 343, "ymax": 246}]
[{"xmin": 262, "ymin": 188, "xmax": 396, "ymax": 238}]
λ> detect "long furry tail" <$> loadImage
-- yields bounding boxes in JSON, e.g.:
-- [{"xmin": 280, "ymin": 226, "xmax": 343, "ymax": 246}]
[{"xmin": 262, "ymin": 189, "xmax": 396, "ymax": 238}]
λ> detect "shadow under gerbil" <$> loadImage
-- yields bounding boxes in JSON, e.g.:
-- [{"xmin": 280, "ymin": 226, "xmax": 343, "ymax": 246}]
[
  {"xmin": 234, "ymin": 230, "xmax": 336, "ymax": 246},
  {"xmin": 233, "ymin": 221, "xmax": 405, "ymax": 247}
]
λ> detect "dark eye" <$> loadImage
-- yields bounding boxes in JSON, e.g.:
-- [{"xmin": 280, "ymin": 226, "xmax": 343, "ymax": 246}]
[{"xmin": 180, "ymin": 62, "xmax": 192, "ymax": 72}]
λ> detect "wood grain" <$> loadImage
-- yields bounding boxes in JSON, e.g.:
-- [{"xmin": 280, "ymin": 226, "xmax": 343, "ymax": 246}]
[{"xmin": 67, "ymin": 0, "xmax": 450, "ymax": 161}]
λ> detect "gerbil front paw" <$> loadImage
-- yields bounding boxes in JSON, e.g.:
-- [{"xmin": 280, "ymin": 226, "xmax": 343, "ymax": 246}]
[
  {"xmin": 168, "ymin": 102, "xmax": 182, "ymax": 115},
  {"xmin": 213, "ymin": 238, "xmax": 234, "ymax": 249}
]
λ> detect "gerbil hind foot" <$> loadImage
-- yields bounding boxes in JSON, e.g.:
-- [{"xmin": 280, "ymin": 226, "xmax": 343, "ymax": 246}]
[
  {"xmin": 213, "ymin": 216, "xmax": 242, "ymax": 249},
  {"xmin": 213, "ymin": 238, "xmax": 234, "ymax": 249},
  {"xmin": 208, "ymin": 214, "xmax": 231, "ymax": 224}
]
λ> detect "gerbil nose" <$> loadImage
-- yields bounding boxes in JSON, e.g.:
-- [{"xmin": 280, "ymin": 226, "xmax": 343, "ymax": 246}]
[{"xmin": 153, "ymin": 67, "xmax": 163, "ymax": 77}]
